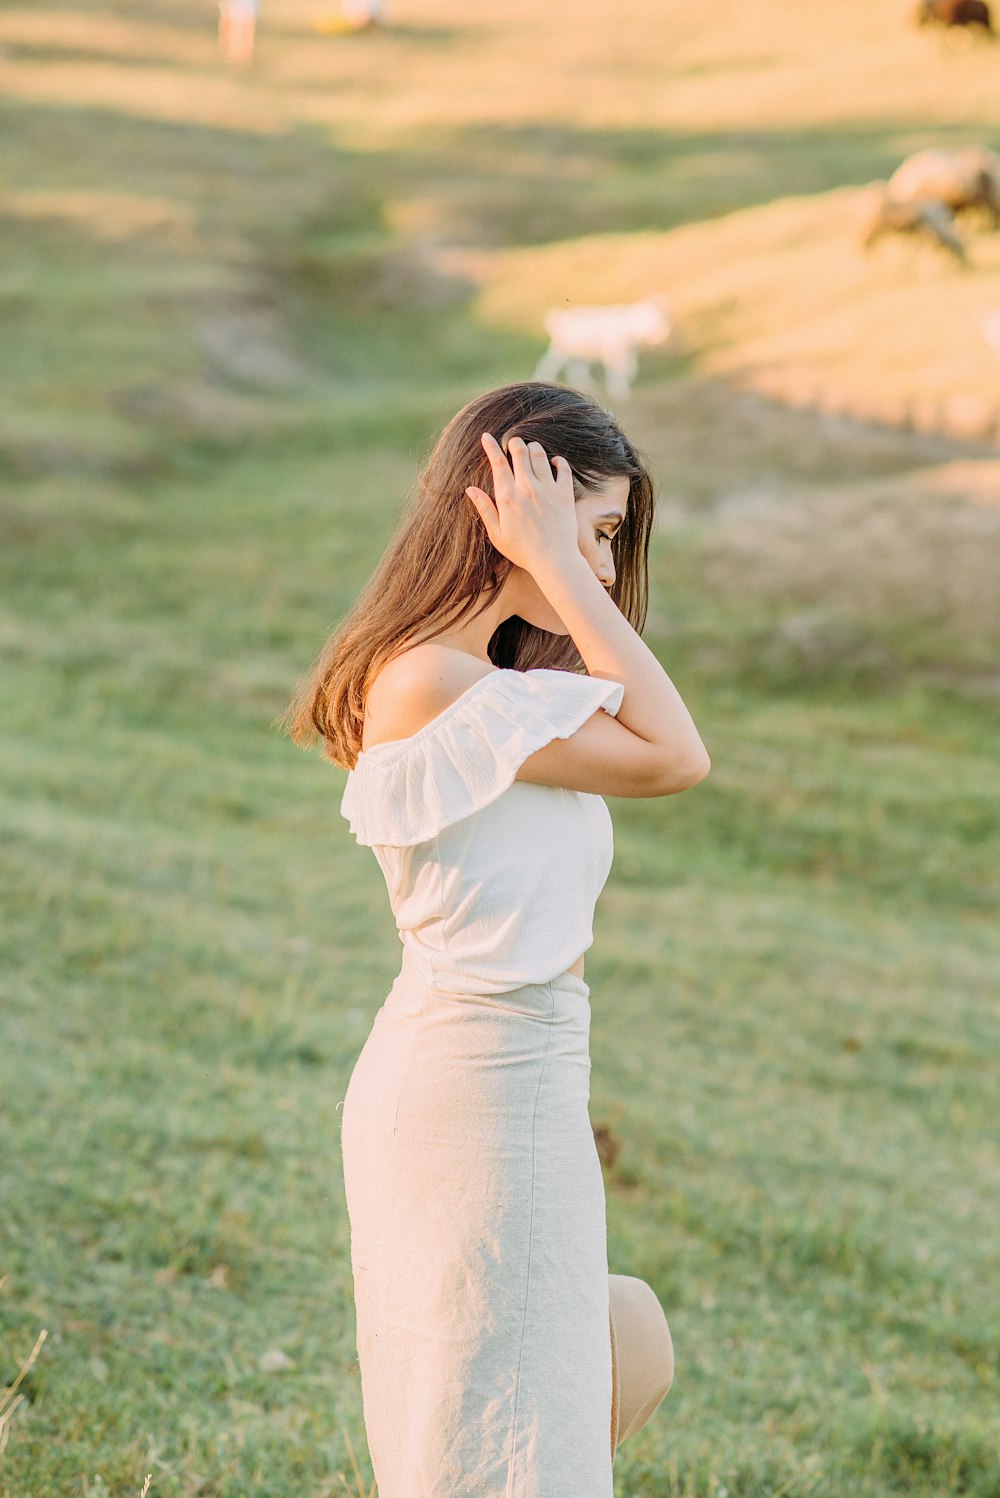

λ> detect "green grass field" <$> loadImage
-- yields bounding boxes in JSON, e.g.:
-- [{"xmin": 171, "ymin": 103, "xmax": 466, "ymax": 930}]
[{"xmin": 2, "ymin": 1, "xmax": 999, "ymax": 1494}]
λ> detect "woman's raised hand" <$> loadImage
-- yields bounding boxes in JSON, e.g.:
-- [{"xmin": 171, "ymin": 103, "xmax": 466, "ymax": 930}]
[{"xmin": 465, "ymin": 432, "xmax": 579, "ymax": 577}]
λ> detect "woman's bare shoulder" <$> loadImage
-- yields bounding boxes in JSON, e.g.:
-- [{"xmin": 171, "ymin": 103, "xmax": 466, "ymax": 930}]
[{"xmin": 362, "ymin": 641, "xmax": 498, "ymax": 750}]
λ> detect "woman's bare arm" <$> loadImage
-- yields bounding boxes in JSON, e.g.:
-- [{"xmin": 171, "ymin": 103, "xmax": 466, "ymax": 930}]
[
  {"xmin": 469, "ymin": 432, "xmax": 710, "ymax": 792},
  {"xmin": 530, "ymin": 547, "xmax": 710, "ymax": 786}
]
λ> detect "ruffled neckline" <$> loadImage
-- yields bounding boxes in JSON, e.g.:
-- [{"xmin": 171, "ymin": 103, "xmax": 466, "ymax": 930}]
[
  {"xmin": 341, "ymin": 666, "xmax": 625, "ymax": 847},
  {"xmin": 357, "ymin": 667, "xmax": 508, "ymax": 763}
]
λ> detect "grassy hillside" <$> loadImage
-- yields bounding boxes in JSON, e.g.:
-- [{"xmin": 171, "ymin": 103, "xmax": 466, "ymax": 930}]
[
  {"xmin": 466, "ymin": 189, "xmax": 1000, "ymax": 436},
  {"xmin": 1, "ymin": 2, "xmax": 998, "ymax": 1495}
]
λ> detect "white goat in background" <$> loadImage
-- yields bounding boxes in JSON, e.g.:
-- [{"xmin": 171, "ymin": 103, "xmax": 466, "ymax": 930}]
[{"xmin": 533, "ymin": 296, "xmax": 671, "ymax": 398}]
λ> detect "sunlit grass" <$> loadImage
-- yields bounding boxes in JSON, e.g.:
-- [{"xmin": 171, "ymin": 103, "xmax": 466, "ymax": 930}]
[{"xmin": 1, "ymin": 1, "xmax": 998, "ymax": 1494}]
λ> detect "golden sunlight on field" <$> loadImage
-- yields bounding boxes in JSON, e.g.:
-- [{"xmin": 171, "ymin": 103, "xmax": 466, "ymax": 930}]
[
  {"xmin": 0, "ymin": 0, "xmax": 998, "ymax": 135},
  {"xmin": 455, "ymin": 188, "xmax": 1000, "ymax": 441}
]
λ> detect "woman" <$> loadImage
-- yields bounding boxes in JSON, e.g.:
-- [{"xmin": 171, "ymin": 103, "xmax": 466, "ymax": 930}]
[{"xmin": 282, "ymin": 382, "xmax": 711, "ymax": 1495}]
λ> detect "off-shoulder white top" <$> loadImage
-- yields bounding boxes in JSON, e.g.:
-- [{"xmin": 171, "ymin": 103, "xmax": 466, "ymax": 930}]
[{"xmin": 339, "ymin": 667, "xmax": 626, "ymax": 995}]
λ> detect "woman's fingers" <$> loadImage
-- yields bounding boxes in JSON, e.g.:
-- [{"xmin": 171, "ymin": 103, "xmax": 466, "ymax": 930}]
[
  {"xmin": 494, "ymin": 431, "xmax": 559, "ymax": 488},
  {"xmin": 511, "ymin": 437, "xmax": 550, "ymax": 482},
  {"xmin": 472, "ymin": 434, "xmax": 578, "ymax": 571},
  {"xmin": 480, "ymin": 431, "xmax": 514, "ymax": 500},
  {"xmin": 505, "ymin": 434, "xmax": 534, "ymax": 488},
  {"xmin": 478, "ymin": 431, "xmax": 568, "ymax": 521},
  {"xmin": 465, "ymin": 485, "xmax": 498, "ymax": 543},
  {"xmin": 487, "ymin": 431, "xmax": 557, "ymax": 490},
  {"xmin": 526, "ymin": 440, "xmax": 553, "ymax": 483},
  {"xmin": 551, "ymin": 454, "xmax": 574, "ymax": 493}
]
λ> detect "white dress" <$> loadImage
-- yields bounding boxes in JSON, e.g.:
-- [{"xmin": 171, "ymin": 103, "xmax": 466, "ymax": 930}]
[{"xmin": 338, "ymin": 667, "xmax": 625, "ymax": 1497}]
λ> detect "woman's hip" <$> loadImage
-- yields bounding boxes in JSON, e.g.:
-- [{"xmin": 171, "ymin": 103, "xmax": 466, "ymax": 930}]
[
  {"xmin": 341, "ymin": 968, "xmax": 601, "ymax": 1230},
  {"xmin": 342, "ymin": 969, "xmax": 594, "ymax": 1145}
]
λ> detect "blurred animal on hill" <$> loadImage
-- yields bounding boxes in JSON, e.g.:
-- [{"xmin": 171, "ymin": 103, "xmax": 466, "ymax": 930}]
[
  {"xmin": 885, "ymin": 146, "xmax": 1000, "ymax": 226},
  {"xmin": 861, "ymin": 195, "xmax": 968, "ymax": 262},
  {"xmin": 861, "ymin": 146, "xmax": 1000, "ymax": 263},
  {"xmin": 915, "ymin": 0, "xmax": 994, "ymax": 31},
  {"xmin": 533, "ymin": 298, "xmax": 671, "ymax": 398}
]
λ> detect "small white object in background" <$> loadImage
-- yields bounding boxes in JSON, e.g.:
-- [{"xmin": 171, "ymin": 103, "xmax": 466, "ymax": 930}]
[
  {"xmin": 982, "ymin": 310, "xmax": 1000, "ymax": 353},
  {"xmin": 258, "ymin": 1348, "xmax": 295, "ymax": 1372},
  {"xmin": 342, "ymin": 0, "xmax": 386, "ymax": 23},
  {"xmin": 533, "ymin": 297, "xmax": 671, "ymax": 398}
]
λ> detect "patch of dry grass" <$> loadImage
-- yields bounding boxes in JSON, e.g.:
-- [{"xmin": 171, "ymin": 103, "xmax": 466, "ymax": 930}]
[
  {"xmin": 1, "ymin": 0, "xmax": 998, "ymax": 138},
  {"xmin": 455, "ymin": 188, "xmax": 1000, "ymax": 441}
]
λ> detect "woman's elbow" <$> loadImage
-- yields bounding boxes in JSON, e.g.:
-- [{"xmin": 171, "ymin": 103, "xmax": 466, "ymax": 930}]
[{"xmin": 655, "ymin": 747, "xmax": 711, "ymax": 794}]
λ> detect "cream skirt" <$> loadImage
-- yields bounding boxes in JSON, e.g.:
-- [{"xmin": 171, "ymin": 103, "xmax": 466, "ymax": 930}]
[{"xmin": 340, "ymin": 953, "xmax": 614, "ymax": 1497}]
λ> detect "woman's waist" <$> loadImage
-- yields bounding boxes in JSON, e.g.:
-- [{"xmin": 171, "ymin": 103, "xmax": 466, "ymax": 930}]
[
  {"xmin": 397, "ymin": 934, "xmax": 590, "ymax": 999},
  {"xmin": 374, "ymin": 938, "xmax": 589, "ymax": 1011}
]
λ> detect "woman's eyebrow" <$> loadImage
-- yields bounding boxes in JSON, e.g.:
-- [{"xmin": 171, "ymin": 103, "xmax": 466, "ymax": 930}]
[{"xmin": 596, "ymin": 510, "xmax": 625, "ymax": 525}]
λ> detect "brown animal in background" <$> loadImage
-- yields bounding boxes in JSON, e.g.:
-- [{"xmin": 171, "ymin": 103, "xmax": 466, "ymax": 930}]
[
  {"xmin": 916, "ymin": 0, "xmax": 994, "ymax": 30},
  {"xmin": 886, "ymin": 146, "xmax": 1000, "ymax": 226},
  {"xmin": 861, "ymin": 195, "xmax": 968, "ymax": 262}
]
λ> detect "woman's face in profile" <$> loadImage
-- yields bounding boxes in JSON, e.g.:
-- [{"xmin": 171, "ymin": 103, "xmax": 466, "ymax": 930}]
[{"xmin": 502, "ymin": 474, "xmax": 630, "ymax": 635}]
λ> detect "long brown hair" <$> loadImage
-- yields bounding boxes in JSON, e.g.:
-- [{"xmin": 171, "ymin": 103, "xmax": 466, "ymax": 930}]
[{"xmin": 278, "ymin": 381, "xmax": 657, "ymax": 770}]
